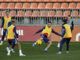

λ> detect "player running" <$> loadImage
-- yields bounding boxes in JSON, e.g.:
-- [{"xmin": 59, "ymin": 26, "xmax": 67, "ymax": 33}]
[
  {"xmin": 33, "ymin": 21, "xmax": 62, "ymax": 52},
  {"xmin": 7, "ymin": 21, "xmax": 25, "ymax": 56},
  {"xmin": 58, "ymin": 18, "xmax": 72, "ymax": 54},
  {"xmin": 0, "ymin": 11, "xmax": 11, "ymax": 45}
]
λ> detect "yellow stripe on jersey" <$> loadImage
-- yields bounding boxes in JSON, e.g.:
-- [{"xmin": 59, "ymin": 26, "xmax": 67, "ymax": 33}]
[
  {"xmin": 63, "ymin": 24, "xmax": 72, "ymax": 38},
  {"xmin": 3, "ymin": 16, "xmax": 11, "ymax": 29},
  {"xmin": 7, "ymin": 25, "xmax": 15, "ymax": 39},
  {"xmin": 42, "ymin": 25, "xmax": 52, "ymax": 37}
]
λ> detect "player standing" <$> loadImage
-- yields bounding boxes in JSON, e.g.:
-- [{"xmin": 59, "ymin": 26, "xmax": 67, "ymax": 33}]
[
  {"xmin": 0, "ymin": 11, "xmax": 11, "ymax": 45},
  {"xmin": 58, "ymin": 18, "xmax": 72, "ymax": 54},
  {"xmin": 33, "ymin": 21, "xmax": 62, "ymax": 52},
  {"xmin": 7, "ymin": 21, "xmax": 25, "ymax": 56}
]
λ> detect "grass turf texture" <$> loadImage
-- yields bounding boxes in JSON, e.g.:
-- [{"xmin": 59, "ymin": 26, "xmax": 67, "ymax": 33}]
[{"xmin": 0, "ymin": 41, "xmax": 80, "ymax": 60}]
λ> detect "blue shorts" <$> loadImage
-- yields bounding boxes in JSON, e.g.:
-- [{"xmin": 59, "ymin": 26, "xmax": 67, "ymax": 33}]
[
  {"xmin": 8, "ymin": 39, "xmax": 15, "ymax": 45},
  {"xmin": 40, "ymin": 34, "xmax": 49, "ymax": 43}
]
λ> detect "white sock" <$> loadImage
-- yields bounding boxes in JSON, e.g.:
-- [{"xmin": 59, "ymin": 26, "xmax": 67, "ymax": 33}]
[
  {"xmin": 45, "ymin": 48, "xmax": 47, "ymax": 50},
  {"xmin": 8, "ymin": 50, "xmax": 11, "ymax": 54},
  {"xmin": 19, "ymin": 50, "xmax": 23, "ymax": 55}
]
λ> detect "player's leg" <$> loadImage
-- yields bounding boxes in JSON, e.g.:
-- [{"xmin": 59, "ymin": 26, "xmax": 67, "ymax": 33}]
[
  {"xmin": 16, "ymin": 42, "xmax": 26, "ymax": 56},
  {"xmin": 44, "ymin": 40, "xmax": 52, "ymax": 52},
  {"xmin": 0, "ymin": 29, "xmax": 7, "ymax": 45},
  {"xmin": 58, "ymin": 38, "xmax": 66, "ymax": 54},
  {"xmin": 66, "ymin": 38, "xmax": 71, "ymax": 54}
]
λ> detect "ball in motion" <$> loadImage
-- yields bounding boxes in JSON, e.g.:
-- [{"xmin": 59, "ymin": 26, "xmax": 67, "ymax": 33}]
[{"xmin": 37, "ymin": 40, "xmax": 42, "ymax": 45}]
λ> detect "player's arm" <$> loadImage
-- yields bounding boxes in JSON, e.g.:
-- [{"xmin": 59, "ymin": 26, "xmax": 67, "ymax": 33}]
[
  {"xmin": 71, "ymin": 21, "xmax": 74, "ymax": 31},
  {"xmin": 52, "ymin": 29, "xmax": 62, "ymax": 36},
  {"xmin": 1, "ymin": 17, "xmax": 4, "ymax": 28},
  {"xmin": 13, "ymin": 27, "xmax": 18, "ymax": 38},
  {"xmin": 34, "ymin": 26, "xmax": 45, "ymax": 35},
  {"xmin": 61, "ymin": 25, "xmax": 66, "ymax": 37}
]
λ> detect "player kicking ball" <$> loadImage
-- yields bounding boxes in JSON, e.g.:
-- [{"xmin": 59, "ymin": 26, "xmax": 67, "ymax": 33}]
[
  {"xmin": 7, "ymin": 21, "xmax": 25, "ymax": 56},
  {"xmin": 58, "ymin": 18, "xmax": 72, "ymax": 54},
  {"xmin": 33, "ymin": 21, "xmax": 62, "ymax": 52}
]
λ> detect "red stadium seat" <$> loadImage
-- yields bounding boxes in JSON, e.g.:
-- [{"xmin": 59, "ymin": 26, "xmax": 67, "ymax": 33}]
[
  {"xmin": 30, "ymin": 3, "xmax": 37, "ymax": 9},
  {"xmin": 0, "ymin": 3, "xmax": 7, "ymax": 9},
  {"xmin": 23, "ymin": 3, "xmax": 30, "ymax": 9},
  {"xmin": 73, "ymin": 0, "xmax": 80, "ymax": 2},
  {"xmin": 53, "ymin": 3, "xmax": 61, "ymax": 9},
  {"xmin": 45, "ymin": 3, "xmax": 53, "ymax": 9},
  {"xmin": 57, "ymin": 0, "xmax": 65, "ymax": 2},
  {"xmin": 25, "ymin": 11, "xmax": 32, "ymax": 17},
  {"xmin": 61, "ymin": 3, "xmax": 68, "ymax": 9},
  {"xmin": 48, "ymin": 11, "xmax": 55, "ymax": 17},
  {"xmin": 17, "ymin": 11, "xmax": 24, "ymax": 17},
  {"xmin": 76, "ymin": 3, "xmax": 80, "ymax": 9},
  {"xmin": 49, "ymin": 0, "xmax": 57, "ymax": 2},
  {"xmin": 15, "ymin": 3, "xmax": 22, "ymax": 9},
  {"xmin": 9, "ymin": 10, "xmax": 16, "ymax": 16},
  {"xmin": 41, "ymin": 11, "xmax": 47, "ymax": 17},
  {"xmin": 65, "ymin": 0, "xmax": 73, "ymax": 2},
  {"xmin": 68, "ymin": 3, "xmax": 76, "ymax": 9},
  {"xmin": 71, "ymin": 10, "xmax": 78, "ymax": 17},
  {"xmin": 63, "ymin": 11, "xmax": 70, "ymax": 17},
  {"xmin": 2, "ymin": 11, "xmax": 6, "ymax": 16},
  {"xmin": 38, "ymin": 3, "xmax": 45, "ymax": 9},
  {"xmin": 32, "ymin": 11, "xmax": 39, "ymax": 17},
  {"xmin": 12, "ymin": 0, "xmax": 19, "ymax": 2},
  {"xmin": 56, "ymin": 10, "xmax": 63, "ymax": 17},
  {"xmin": 20, "ymin": 0, "xmax": 27, "ymax": 2},
  {"xmin": 43, "ymin": 0, "xmax": 49, "ymax": 2},
  {"xmin": 7, "ymin": 3, "xmax": 15, "ymax": 9}
]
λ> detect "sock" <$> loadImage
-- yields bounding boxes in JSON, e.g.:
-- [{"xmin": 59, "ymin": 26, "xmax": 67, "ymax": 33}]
[
  {"xmin": 19, "ymin": 50, "xmax": 23, "ymax": 55},
  {"xmin": 45, "ymin": 48, "xmax": 48, "ymax": 50}
]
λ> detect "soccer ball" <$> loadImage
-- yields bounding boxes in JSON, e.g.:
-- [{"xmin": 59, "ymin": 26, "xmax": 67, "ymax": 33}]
[{"xmin": 37, "ymin": 40, "xmax": 42, "ymax": 45}]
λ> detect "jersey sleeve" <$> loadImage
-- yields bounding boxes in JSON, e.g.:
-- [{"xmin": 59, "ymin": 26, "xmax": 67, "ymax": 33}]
[
  {"xmin": 52, "ymin": 29, "xmax": 62, "ymax": 36},
  {"xmin": 1, "ymin": 17, "xmax": 4, "ymax": 28},
  {"xmin": 13, "ymin": 27, "xmax": 18, "ymax": 38}
]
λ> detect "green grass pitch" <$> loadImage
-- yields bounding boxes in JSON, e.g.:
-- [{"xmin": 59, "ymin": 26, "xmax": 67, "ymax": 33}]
[{"xmin": 0, "ymin": 41, "xmax": 80, "ymax": 60}]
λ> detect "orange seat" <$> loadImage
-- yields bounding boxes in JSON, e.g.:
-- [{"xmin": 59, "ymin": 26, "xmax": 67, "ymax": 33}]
[
  {"xmin": 61, "ymin": 3, "xmax": 68, "ymax": 9},
  {"xmin": 0, "ymin": 0, "xmax": 3, "ymax": 2},
  {"xmin": 2, "ymin": 11, "xmax": 6, "ymax": 16},
  {"xmin": 65, "ymin": 0, "xmax": 73, "ymax": 2},
  {"xmin": 32, "ymin": 11, "xmax": 39, "ymax": 17},
  {"xmin": 0, "ymin": 3, "xmax": 7, "ymax": 9},
  {"xmin": 17, "ymin": 11, "xmax": 24, "ymax": 17},
  {"xmin": 41, "ymin": 11, "xmax": 47, "ymax": 17},
  {"xmin": 53, "ymin": 3, "xmax": 61, "ymax": 9},
  {"xmin": 63, "ymin": 11, "xmax": 70, "ymax": 17},
  {"xmin": 30, "ymin": 3, "xmax": 37, "ymax": 9},
  {"xmin": 25, "ymin": 11, "xmax": 32, "ymax": 17},
  {"xmin": 49, "ymin": 0, "xmax": 57, "ymax": 2},
  {"xmin": 38, "ymin": 3, "xmax": 45, "ymax": 9},
  {"xmin": 7, "ymin": 3, "xmax": 15, "ymax": 9},
  {"xmin": 12, "ymin": 0, "xmax": 19, "ymax": 2},
  {"xmin": 4, "ymin": 0, "xmax": 11, "ymax": 2},
  {"xmin": 20, "ymin": 0, "xmax": 27, "ymax": 2},
  {"xmin": 9, "ymin": 10, "xmax": 16, "ymax": 16},
  {"xmin": 56, "ymin": 10, "xmax": 63, "ymax": 17},
  {"xmin": 69, "ymin": 3, "xmax": 76, "ymax": 9},
  {"xmin": 71, "ymin": 10, "xmax": 78, "ymax": 17},
  {"xmin": 27, "ymin": 0, "xmax": 34, "ymax": 2},
  {"xmin": 45, "ymin": 3, "xmax": 53, "ymax": 9},
  {"xmin": 43, "ymin": 0, "xmax": 49, "ymax": 2},
  {"xmin": 48, "ymin": 11, "xmax": 55, "ymax": 17},
  {"xmin": 23, "ymin": 3, "xmax": 30, "ymax": 9},
  {"xmin": 57, "ymin": 0, "xmax": 64, "ymax": 2},
  {"xmin": 73, "ymin": 0, "xmax": 80, "ymax": 2},
  {"xmin": 15, "ymin": 3, "xmax": 22, "ymax": 9},
  {"xmin": 76, "ymin": 3, "xmax": 80, "ymax": 9}
]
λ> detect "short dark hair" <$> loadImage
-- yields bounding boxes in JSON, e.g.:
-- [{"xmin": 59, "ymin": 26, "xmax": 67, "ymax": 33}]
[
  {"xmin": 68, "ymin": 15, "xmax": 71, "ymax": 17},
  {"xmin": 62, "ymin": 18, "xmax": 67, "ymax": 24},
  {"xmin": 12, "ymin": 21, "xmax": 15, "ymax": 24},
  {"xmin": 48, "ymin": 21, "xmax": 52, "ymax": 24}
]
